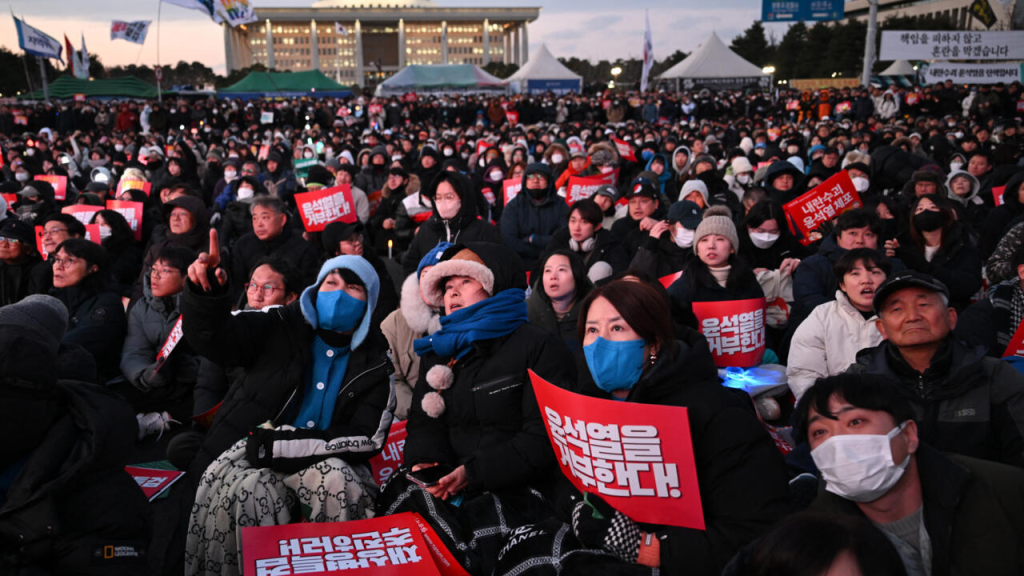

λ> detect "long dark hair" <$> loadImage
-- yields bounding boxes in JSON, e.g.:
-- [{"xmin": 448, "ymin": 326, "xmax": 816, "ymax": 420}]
[
  {"xmin": 577, "ymin": 279, "xmax": 676, "ymax": 360},
  {"xmin": 54, "ymin": 238, "xmax": 110, "ymax": 293},
  {"xmin": 742, "ymin": 200, "xmax": 792, "ymax": 240},
  {"xmin": 908, "ymin": 194, "xmax": 954, "ymax": 252},
  {"xmin": 91, "ymin": 209, "xmax": 136, "ymax": 249},
  {"xmin": 537, "ymin": 249, "xmax": 592, "ymax": 304}
]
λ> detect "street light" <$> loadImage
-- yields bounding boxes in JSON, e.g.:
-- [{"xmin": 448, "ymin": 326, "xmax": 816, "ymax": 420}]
[
  {"xmin": 611, "ymin": 65, "xmax": 622, "ymax": 88},
  {"xmin": 762, "ymin": 65, "xmax": 776, "ymax": 75}
]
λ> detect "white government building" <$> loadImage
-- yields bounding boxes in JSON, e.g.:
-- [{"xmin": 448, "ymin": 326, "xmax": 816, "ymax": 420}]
[{"xmin": 223, "ymin": 0, "xmax": 539, "ymax": 87}]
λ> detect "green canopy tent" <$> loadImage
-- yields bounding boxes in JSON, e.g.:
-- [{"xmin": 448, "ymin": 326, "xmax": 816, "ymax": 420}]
[
  {"xmin": 375, "ymin": 64, "xmax": 508, "ymax": 96},
  {"xmin": 20, "ymin": 76, "xmax": 160, "ymax": 100},
  {"xmin": 217, "ymin": 70, "xmax": 352, "ymax": 99}
]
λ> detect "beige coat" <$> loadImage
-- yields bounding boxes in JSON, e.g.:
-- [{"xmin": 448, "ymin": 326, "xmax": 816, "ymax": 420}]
[{"xmin": 380, "ymin": 274, "xmax": 441, "ymax": 420}]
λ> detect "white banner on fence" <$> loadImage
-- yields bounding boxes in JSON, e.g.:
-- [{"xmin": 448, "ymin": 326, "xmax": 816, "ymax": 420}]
[
  {"xmin": 921, "ymin": 62, "xmax": 1023, "ymax": 84},
  {"xmin": 880, "ymin": 30, "xmax": 1024, "ymax": 61}
]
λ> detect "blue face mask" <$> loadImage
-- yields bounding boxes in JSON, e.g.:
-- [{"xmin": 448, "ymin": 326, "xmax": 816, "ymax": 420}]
[
  {"xmin": 583, "ymin": 337, "xmax": 646, "ymax": 396},
  {"xmin": 641, "ymin": 150, "xmax": 655, "ymax": 162},
  {"xmin": 315, "ymin": 289, "xmax": 367, "ymax": 332}
]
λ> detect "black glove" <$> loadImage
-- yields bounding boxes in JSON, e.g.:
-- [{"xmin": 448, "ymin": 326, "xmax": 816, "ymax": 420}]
[
  {"xmin": 139, "ymin": 362, "xmax": 171, "ymax": 390},
  {"xmin": 245, "ymin": 428, "xmax": 275, "ymax": 468},
  {"xmin": 571, "ymin": 494, "xmax": 641, "ymax": 563}
]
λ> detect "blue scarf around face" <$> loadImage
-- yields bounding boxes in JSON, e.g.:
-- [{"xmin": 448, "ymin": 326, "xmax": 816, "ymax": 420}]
[{"xmin": 414, "ymin": 288, "xmax": 528, "ymax": 359}]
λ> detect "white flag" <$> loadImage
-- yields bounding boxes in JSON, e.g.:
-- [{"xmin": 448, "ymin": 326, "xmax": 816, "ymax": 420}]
[
  {"xmin": 76, "ymin": 32, "xmax": 90, "ymax": 79},
  {"xmin": 212, "ymin": 0, "xmax": 258, "ymax": 28},
  {"xmin": 640, "ymin": 10, "xmax": 654, "ymax": 93},
  {"xmin": 111, "ymin": 20, "xmax": 151, "ymax": 45},
  {"xmin": 13, "ymin": 16, "xmax": 63, "ymax": 62},
  {"xmin": 335, "ymin": 22, "xmax": 348, "ymax": 35}
]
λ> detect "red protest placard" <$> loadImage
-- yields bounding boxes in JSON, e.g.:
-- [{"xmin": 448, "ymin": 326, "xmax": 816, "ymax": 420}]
[
  {"xmin": 34, "ymin": 174, "xmax": 68, "ymax": 201},
  {"xmin": 34, "ymin": 226, "xmax": 48, "ymax": 260},
  {"xmin": 993, "ymin": 185, "xmax": 1006, "ymax": 207},
  {"xmin": 368, "ymin": 103, "xmax": 384, "ymax": 116},
  {"xmin": 368, "ymin": 420, "xmax": 407, "ymax": 486},
  {"xmin": 125, "ymin": 466, "xmax": 185, "ymax": 501},
  {"xmin": 475, "ymin": 140, "xmax": 492, "ymax": 155},
  {"xmin": 659, "ymin": 271, "xmax": 682, "ymax": 289},
  {"xmin": 106, "ymin": 200, "xmax": 144, "ymax": 241},
  {"xmin": 296, "ymin": 185, "xmax": 357, "ymax": 232},
  {"xmin": 116, "ymin": 179, "xmax": 152, "ymax": 197},
  {"xmin": 409, "ymin": 513, "xmax": 471, "ymax": 576},
  {"xmin": 502, "ymin": 178, "xmax": 522, "ymax": 206},
  {"xmin": 241, "ymin": 512, "xmax": 444, "ymax": 576},
  {"xmin": 1003, "ymin": 318, "xmax": 1024, "ymax": 357},
  {"xmin": 367, "ymin": 190, "xmax": 383, "ymax": 218},
  {"xmin": 1, "ymin": 193, "xmax": 16, "ymax": 212},
  {"xmin": 62, "ymin": 204, "xmax": 102, "ymax": 226},
  {"xmin": 505, "ymin": 110, "xmax": 519, "ymax": 125},
  {"xmin": 84, "ymin": 224, "xmax": 102, "ymax": 244},
  {"xmin": 565, "ymin": 174, "xmax": 611, "ymax": 206},
  {"xmin": 612, "ymin": 137, "xmax": 637, "ymax": 163},
  {"xmin": 258, "ymin": 144, "xmax": 270, "ymax": 161},
  {"xmin": 154, "ymin": 315, "xmax": 184, "ymax": 372},
  {"xmin": 783, "ymin": 170, "xmax": 861, "ymax": 247},
  {"xmin": 692, "ymin": 298, "xmax": 767, "ymax": 368},
  {"xmin": 529, "ymin": 370, "xmax": 705, "ymax": 530}
]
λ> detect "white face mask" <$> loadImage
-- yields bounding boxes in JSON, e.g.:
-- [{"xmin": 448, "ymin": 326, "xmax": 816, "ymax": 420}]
[
  {"xmin": 749, "ymin": 231, "xmax": 780, "ymax": 249},
  {"xmin": 443, "ymin": 148, "xmax": 454, "ymax": 157},
  {"xmin": 15, "ymin": 172, "xmax": 29, "ymax": 182},
  {"xmin": 223, "ymin": 170, "xmax": 237, "ymax": 182},
  {"xmin": 600, "ymin": 165, "xmax": 615, "ymax": 174},
  {"xmin": 737, "ymin": 174, "xmax": 751, "ymax": 185},
  {"xmin": 489, "ymin": 170, "xmax": 503, "ymax": 181},
  {"xmin": 551, "ymin": 154, "xmax": 564, "ymax": 164},
  {"xmin": 114, "ymin": 144, "xmax": 125, "ymax": 152},
  {"xmin": 479, "ymin": 158, "xmax": 486, "ymax": 167},
  {"xmin": 852, "ymin": 176, "xmax": 870, "ymax": 193},
  {"xmin": 673, "ymin": 227, "xmax": 695, "ymax": 248},
  {"xmin": 949, "ymin": 162, "xmax": 963, "ymax": 172},
  {"xmin": 237, "ymin": 186, "xmax": 254, "ymax": 200},
  {"xmin": 461, "ymin": 152, "xmax": 470, "ymax": 159},
  {"xmin": 393, "ymin": 153, "xmax": 403, "ymax": 161},
  {"xmin": 99, "ymin": 225, "xmax": 113, "ymax": 240},
  {"xmin": 811, "ymin": 422, "xmax": 910, "ymax": 503}
]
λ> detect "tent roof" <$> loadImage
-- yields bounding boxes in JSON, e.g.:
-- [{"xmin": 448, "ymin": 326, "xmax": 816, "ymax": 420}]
[
  {"xmin": 659, "ymin": 32, "xmax": 765, "ymax": 79},
  {"xmin": 879, "ymin": 60, "xmax": 917, "ymax": 76},
  {"xmin": 380, "ymin": 64, "xmax": 507, "ymax": 90},
  {"xmin": 21, "ymin": 76, "xmax": 159, "ymax": 100},
  {"xmin": 218, "ymin": 70, "xmax": 349, "ymax": 94},
  {"xmin": 506, "ymin": 44, "xmax": 582, "ymax": 82}
]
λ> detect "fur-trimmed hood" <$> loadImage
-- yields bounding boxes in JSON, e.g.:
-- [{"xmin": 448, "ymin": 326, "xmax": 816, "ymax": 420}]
[{"xmin": 399, "ymin": 273, "xmax": 441, "ymax": 335}]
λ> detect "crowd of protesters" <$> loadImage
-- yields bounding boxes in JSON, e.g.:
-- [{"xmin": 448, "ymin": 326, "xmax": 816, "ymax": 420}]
[{"xmin": 0, "ymin": 79, "xmax": 1023, "ymax": 576}]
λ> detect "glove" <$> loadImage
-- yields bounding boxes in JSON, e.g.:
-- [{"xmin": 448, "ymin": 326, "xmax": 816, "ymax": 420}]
[
  {"xmin": 139, "ymin": 362, "xmax": 171, "ymax": 391},
  {"xmin": 245, "ymin": 427, "xmax": 276, "ymax": 468},
  {"xmin": 571, "ymin": 494, "xmax": 641, "ymax": 564}
]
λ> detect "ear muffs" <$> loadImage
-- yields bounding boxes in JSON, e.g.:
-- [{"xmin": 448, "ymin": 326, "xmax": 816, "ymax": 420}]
[{"xmin": 569, "ymin": 237, "xmax": 596, "ymax": 252}]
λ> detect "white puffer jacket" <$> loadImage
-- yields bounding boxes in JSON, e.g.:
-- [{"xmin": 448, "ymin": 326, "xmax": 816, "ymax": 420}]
[{"xmin": 786, "ymin": 290, "xmax": 884, "ymax": 400}]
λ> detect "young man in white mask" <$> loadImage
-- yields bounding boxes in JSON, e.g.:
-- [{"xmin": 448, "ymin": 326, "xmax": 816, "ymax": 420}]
[{"xmin": 796, "ymin": 372, "xmax": 1024, "ymax": 576}]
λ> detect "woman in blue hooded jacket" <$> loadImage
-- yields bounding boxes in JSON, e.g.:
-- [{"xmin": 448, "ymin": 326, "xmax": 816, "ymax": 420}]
[{"xmin": 180, "ymin": 230, "xmax": 395, "ymax": 576}]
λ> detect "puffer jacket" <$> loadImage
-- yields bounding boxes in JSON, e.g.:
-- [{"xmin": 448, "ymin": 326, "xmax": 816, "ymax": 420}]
[
  {"xmin": 51, "ymin": 284, "xmax": 126, "ymax": 383},
  {"xmin": 500, "ymin": 163, "xmax": 569, "ymax": 267},
  {"xmin": 575, "ymin": 332, "xmax": 791, "ymax": 574},
  {"xmin": 380, "ymin": 274, "xmax": 441, "ymax": 420},
  {"xmin": 846, "ymin": 337, "xmax": 1024, "ymax": 468},
  {"xmin": 354, "ymin": 145, "xmax": 390, "ymax": 194},
  {"xmin": 786, "ymin": 290, "xmax": 884, "ymax": 400},
  {"xmin": 400, "ymin": 171, "xmax": 502, "ymax": 276},
  {"xmin": 180, "ymin": 256, "xmax": 394, "ymax": 478},
  {"xmin": 0, "ymin": 328, "xmax": 150, "ymax": 575}
]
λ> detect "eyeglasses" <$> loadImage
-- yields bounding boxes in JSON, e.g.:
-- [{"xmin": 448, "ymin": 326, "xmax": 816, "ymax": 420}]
[
  {"xmin": 0, "ymin": 236, "xmax": 22, "ymax": 245},
  {"xmin": 42, "ymin": 228, "xmax": 69, "ymax": 237},
  {"xmin": 148, "ymin": 267, "xmax": 180, "ymax": 278},
  {"xmin": 435, "ymin": 194, "xmax": 459, "ymax": 202},
  {"xmin": 169, "ymin": 212, "xmax": 191, "ymax": 221},
  {"xmin": 246, "ymin": 282, "xmax": 281, "ymax": 296},
  {"xmin": 525, "ymin": 173, "xmax": 548, "ymax": 182},
  {"xmin": 52, "ymin": 256, "xmax": 80, "ymax": 268}
]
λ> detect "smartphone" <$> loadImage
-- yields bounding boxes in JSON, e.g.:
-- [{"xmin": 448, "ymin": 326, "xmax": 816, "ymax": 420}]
[{"xmin": 406, "ymin": 466, "xmax": 452, "ymax": 488}]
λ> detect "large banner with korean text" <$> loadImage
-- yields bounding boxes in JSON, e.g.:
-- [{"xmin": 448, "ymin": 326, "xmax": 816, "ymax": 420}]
[
  {"xmin": 783, "ymin": 170, "xmax": 861, "ymax": 246},
  {"xmin": 880, "ymin": 30, "xmax": 1024, "ymax": 61},
  {"xmin": 295, "ymin": 185, "xmax": 357, "ymax": 232},
  {"xmin": 692, "ymin": 298, "xmax": 767, "ymax": 368},
  {"xmin": 530, "ymin": 370, "xmax": 705, "ymax": 530}
]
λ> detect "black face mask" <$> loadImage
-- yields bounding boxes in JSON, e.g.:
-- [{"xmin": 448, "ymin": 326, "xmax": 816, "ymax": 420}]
[
  {"xmin": 527, "ymin": 186, "xmax": 547, "ymax": 200},
  {"xmin": 913, "ymin": 210, "xmax": 944, "ymax": 232}
]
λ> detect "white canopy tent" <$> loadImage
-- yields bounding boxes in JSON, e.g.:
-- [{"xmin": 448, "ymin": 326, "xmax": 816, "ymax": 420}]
[
  {"xmin": 878, "ymin": 60, "xmax": 917, "ymax": 76},
  {"xmin": 658, "ymin": 32, "xmax": 769, "ymax": 91},
  {"xmin": 505, "ymin": 44, "xmax": 583, "ymax": 94}
]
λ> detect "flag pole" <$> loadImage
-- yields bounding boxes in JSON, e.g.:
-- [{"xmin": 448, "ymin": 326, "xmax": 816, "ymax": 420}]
[
  {"xmin": 38, "ymin": 56, "xmax": 50, "ymax": 103},
  {"xmin": 157, "ymin": 0, "xmax": 163, "ymax": 102}
]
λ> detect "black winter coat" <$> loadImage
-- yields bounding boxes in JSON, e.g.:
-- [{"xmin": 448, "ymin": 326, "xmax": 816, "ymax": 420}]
[
  {"xmin": 894, "ymin": 223, "xmax": 982, "ymax": 311},
  {"xmin": 180, "ymin": 280, "xmax": 394, "ymax": 478},
  {"xmin": 628, "ymin": 229, "xmax": 695, "ymax": 279},
  {"xmin": 536, "ymin": 227, "xmax": 629, "ymax": 279},
  {"xmin": 576, "ymin": 335, "xmax": 791, "ymax": 574},
  {"xmin": 405, "ymin": 322, "xmax": 575, "ymax": 495},
  {"xmin": 0, "ymin": 255, "xmax": 41, "ymax": 306},
  {"xmin": 667, "ymin": 259, "xmax": 765, "ymax": 329},
  {"xmin": 52, "ymin": 285, "xmax": 126, "ymax": 383},
  {"xmin": 229, "ymin": 228, "xmax": 320, "ymax": 301}
]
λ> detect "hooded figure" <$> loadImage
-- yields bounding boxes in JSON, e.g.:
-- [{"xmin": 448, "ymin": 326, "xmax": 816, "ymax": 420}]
[
  {"xmin": 354, "ymin": 144, "xmax": 391, "ymax": 195},
  {"xmin": 379, "ymin": 242, "xmax": 575, "ymax": 576},
  {"xmin": 183, "ymin": 255, "xmax": 394, "ymax": 576},
  {"xmin": 0, "ymin": 295, "xmax": 151, "ymax": 575},
  {"xmin": 501, "ymin": 162, "xmax": 569, "ymax": 267},
  {"xmin": 763, "ymin": 160, "xmax": 806, "ymax": 205},
  {"xmin": 400, "ymin": 171, "xmax": 503, "ymax": 276}
]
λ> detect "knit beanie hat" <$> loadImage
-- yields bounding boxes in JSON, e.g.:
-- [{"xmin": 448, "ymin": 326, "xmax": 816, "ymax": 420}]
[
  {"xmin": 693, "ymin": 205, "xmax": 738, "ymax": 254},
  {"xmin": 680, "ymin": 180, "xmax": 709, "ymax": 205},
  {"xmin": 0, "ymin": 294, "xmax": 69, "ymax": 349},
  {"xmin": 417, "ymin": 241, "xmax": 454, "ymax": 280}
]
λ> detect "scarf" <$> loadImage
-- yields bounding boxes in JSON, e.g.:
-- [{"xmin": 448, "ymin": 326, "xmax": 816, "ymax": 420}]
[{"xmin": 414, "ymin": 289, "xmax": 528, "ymax": 359}]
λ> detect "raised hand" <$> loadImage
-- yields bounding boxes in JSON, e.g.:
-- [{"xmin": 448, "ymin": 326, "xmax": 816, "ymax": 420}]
[{"xmin": 187, "ymin": 229, "xmax": 226, "ymax": 292}]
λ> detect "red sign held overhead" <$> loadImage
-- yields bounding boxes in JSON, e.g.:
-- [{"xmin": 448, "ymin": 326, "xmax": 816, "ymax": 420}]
[
  {"xmin": 565, "ymin": 174, "xmax": 612, "ymax": 206},
  {"xmin": 505, "ymin": 110, "xmax": 519, "ymax": 125},
  {"xmin": 295, "ymin": 185, "xmax": 357, "ymax": 232},
  {"xmin": 106, "ymin": 199, "xmax": 144, "ymax": 241},
  {"xmin": 783, "ymin": 170, "xmax": 862, "ymax": 246},
  {"xmin": 530, "ymin": 370, "xmax": 705, "ymax": 530},
  {"xmin": 62, "ymin": 204, "xmax": 102, "ymax": 226},
  {"xmin": 502, "ymin": 178, "xmax": 522, "ymax": 206},
  {"xmin": 612, "ymin": 137, "xmax": 637, "ymax": 163},
  {"xmin": 692, "ymin": 298, "xmax": 767, "ymax": 368},
  {"xmin": 34, "ymin": 174, "xmax": 67, "ymax": 201}
]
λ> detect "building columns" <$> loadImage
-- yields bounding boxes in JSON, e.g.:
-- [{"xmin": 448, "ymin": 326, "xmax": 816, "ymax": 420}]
[
  {"xmin": 441, "ymin": 20, "xmax": 449, "ymax": 64},
  {"xmin": 310, "ymin": 20, "xmax": 319, "ymax": 71},
  {"xmin": 265, "ymin": 19, "xmax": 275, "ymax": 70},
  {"xmin": 482, "ymin": 19, "xmax": 490, "ymax": 65},
  {"xmin": 521, "ymin": 21, "xmax": 528, "ymax": 65},
  {"xmin": 504, "ymin": 28, "xmax": 511, "ymax": 65},
  {"xmin": 355, "ymin": 19, "xmax": 364, "ymax": 85},
  {"xmin": 513, "ymin": 24, "xmax": 520, "ymax": 66},
  {"xmin": 398, "ymin": 18, "xmax": 406, "ymax": 68}
]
